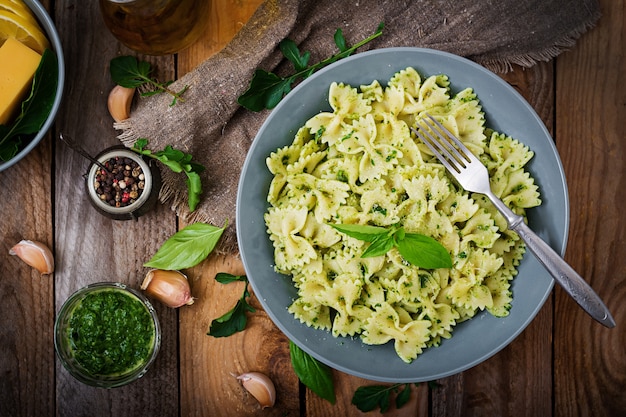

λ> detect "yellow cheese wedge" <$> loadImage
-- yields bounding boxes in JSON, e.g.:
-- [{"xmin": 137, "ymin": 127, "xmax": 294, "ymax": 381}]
[{"xmin": 0, "ymin": 37, "xmax": 41, "ymax": 125}]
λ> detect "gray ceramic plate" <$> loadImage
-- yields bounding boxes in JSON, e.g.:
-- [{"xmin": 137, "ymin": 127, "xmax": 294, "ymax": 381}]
[{"xmin": 236, "ymin": 47, "xmax": 569, "ymax": 382}]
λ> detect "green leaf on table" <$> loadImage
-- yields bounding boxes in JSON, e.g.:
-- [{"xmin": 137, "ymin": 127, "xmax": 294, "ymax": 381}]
[
  {"xmin": 144, "ymin": 222, "xmax": 226, "ymax": 270},
  {"xmin": 0, "ymin": 49, "xmax": 58, "ymax": 161},
  {"xmin": 352, "ymin": 383, "xmax": 414, "ymax": 413},
  {"xmin": 214, "ymin": 272, "xmax": 247, "ymax": 284},
  {"xmin": 207, "ymin": 273, "xmax": 256, "ymax": 337},
  {"xmin": 289, "ymin": 341, "xmax": 336, "ymax": 404},
  {"xmin": 395, "ymin": 383, "xmax": 412, "ymax": 409},
  {"xmin": 207, "ymin": 296, "xmax": 255, "ymax": 337}
]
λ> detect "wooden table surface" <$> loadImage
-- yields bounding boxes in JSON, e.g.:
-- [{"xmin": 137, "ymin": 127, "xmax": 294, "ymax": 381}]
[{"xmin": 1, "ymin": 0, "xmax": 624, "ymax": 416}]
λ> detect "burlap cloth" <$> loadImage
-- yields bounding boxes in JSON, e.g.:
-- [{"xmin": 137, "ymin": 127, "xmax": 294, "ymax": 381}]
[{"xmin": 116, "ymin": 0, "xmax": 600, "ymax": 254}]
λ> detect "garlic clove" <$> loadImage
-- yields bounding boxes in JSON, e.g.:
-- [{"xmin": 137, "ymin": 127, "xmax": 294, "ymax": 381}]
[
  {"xmin": 9, "ymin": 240, "xmax": 54, "ymax": 275},
  {"xmin": 107, "ymin": 85, "xmax": 136, "ymax": 122},
  {"xmin": 141, "ymin": 269, "xmax": 194, "ymax": 308},
  {"xmin": 236, "ymin": 372, "xmax": 276, "ymax": 409}
]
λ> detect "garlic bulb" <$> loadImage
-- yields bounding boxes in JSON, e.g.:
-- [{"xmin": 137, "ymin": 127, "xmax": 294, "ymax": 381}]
[
  {"xmin": 9, "ymin": 240, "xmax": 54, "ymax": 275},
  {"xmin": 141, "ymin": 269, "xmax": 194, "ymax": 308},
  {"xmin": 236, "ymin": 372, "xmax": 276, "ymax": 409}
]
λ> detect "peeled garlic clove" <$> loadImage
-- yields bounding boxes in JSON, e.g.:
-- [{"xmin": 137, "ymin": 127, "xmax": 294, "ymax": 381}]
[
  {"xmin": 141, "ymin": 269, "xmax": 194, "ymax": 308},
  {"xmin": 236, "ymin": 372, "xmax": 276, "ymax": 409},
  {"xmin": 107, "ymin": 85, "xmax": 136, "ymax": 122},
  {"xmin": 9, "ymin": 240, "xmax": 54, "ymax": 275}
]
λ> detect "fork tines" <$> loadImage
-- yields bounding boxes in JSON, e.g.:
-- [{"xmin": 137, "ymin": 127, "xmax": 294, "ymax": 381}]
[{"xmin": 411, "ymin": 113, "xmax": 471, "ymax": 174}]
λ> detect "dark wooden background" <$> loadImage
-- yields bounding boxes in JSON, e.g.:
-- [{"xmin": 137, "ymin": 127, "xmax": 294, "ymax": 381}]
[{"xmin": 0, "ymin": 0, "xmax": 623, "ymax": 416}]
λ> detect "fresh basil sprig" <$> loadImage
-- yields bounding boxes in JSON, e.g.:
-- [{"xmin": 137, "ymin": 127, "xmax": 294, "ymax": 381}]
[
  {"xmin": 207, "ymin": 273, "xmax": 256, "ymax": 337},
  {"xmin": 289, "ymin": 341, "xmax": 336, "ymax": 404},
  {"xmin": 132, "ymin": 138, "xmax": 205, "ymax": 212},
  {"xmin": 144, "ymin": 222, "xmax": 226, "ymax": 270},
  {"xmin": 110, "ymin": 55, "xmax": 188, "ymax": 106},
  {"xmin": 329, "ymin": 223, "xmax": 453, "ymax": 269},
  {"xmin": 352, "ymin": 383, "xmax": 415, "ymax": 412},
  {"xmin": 237, "ymin": 22, "xmax": 384, "ymax": 112},
  {"xmin": 0, "ymin": 49, "xmax": 58, "ymax": 161}
]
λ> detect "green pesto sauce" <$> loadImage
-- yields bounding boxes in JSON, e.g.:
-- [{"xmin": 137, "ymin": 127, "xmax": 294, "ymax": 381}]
[{"xmin": 66, "ymin": 289, "xmax": 155, "ymax": 377}]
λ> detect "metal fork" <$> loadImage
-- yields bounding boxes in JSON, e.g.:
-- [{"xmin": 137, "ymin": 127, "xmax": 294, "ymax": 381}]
[{"xmin": 411, "ymin": 113, "xmax": 615, "ymax": 328}]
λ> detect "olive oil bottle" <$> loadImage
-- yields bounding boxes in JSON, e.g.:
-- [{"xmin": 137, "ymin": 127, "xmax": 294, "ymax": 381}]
[{"xmin": 99, "ymin": 0, "xmax": 211, "ymax": 55}]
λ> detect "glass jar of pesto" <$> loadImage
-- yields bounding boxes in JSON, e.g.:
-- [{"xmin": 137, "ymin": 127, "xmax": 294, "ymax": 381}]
[{"xmin": 54, "ymin": 282, "xmax": 161, "ymax": 388}]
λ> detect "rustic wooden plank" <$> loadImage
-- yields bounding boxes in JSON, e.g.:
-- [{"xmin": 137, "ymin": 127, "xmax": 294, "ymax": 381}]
[
  {"xmin": 53, "ymin": 1, "xmax": 178, "ymax": 415},
  {"xmin": 0, "ymin": 0, "xmax": 55, "ymax": 414},
  {"xmin": 554, "ymin": 0, "xmax": 626, "ymax": 415},
  {"xmin": 0, "ymin": 133, "xmax": 54, "ymax": 417},
  {"xmin": 431, "ymin": 61, "xmax": 555, "ymax": 417},
  {"xmin": 179, "ymin": 253, "xmax": 300, "ymax": 416}
]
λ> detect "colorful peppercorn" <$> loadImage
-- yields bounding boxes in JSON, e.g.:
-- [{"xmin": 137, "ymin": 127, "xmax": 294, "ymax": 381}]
[{"xmin": 94, "ymin": 157, "xmax": 145, "ymax": 208}]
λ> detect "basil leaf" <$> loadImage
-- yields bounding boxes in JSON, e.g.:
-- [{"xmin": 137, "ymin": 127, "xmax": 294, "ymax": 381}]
[
  {"xmin": 361, "ymin": 234, "xmax": 394, "ymax": 258},
  {"xmin": 351, "ymin": 385, "xmax": 395, "ymax": 412},
  {"xmin": 159, "ymin": 159, "xmax": 184, "ymax": 173},
  {"xmin": 134, "ymin": 138, "xmax": 149, "ymax": 151},
  {"xmin": 185, "ymin": 171, "xmax": 203, "ymax": 212},
  {"xmin": 395, "ymin": 383, "xmax": 412, "ymax": 409},
  {"xmin": 215, "ymin": 272, "xmax": 246, "ymax": 284},
  {"xmin": 110, "ymin": 56, "xmax": 187, "ymax": 105},
  {"xmin": 144, "ymin": 222, "xmax": 226, "ymax": 270},
  {"xmin": 207, "ymin": 298, "xmax": 250, "ymax": 337},
  {"xmin": 279, "ymin": 39, "xmax": 310, "ymax": 72},
  {"xmin": 0, "ymin": 139, "xmax": 19, "ymax": 161},
  {"xmin": 237, "ymin": 69, "xmax": 293, "ymax": 112},
  {"xmin": 328, "ymin": 223, "xmax": 389, "ymax": 242},
  {"xmin": 334, "ymin": 28, "xmax": 348, "ymax": 53},
  {"xmin": 189, "ymin": 162, "xmax": 206, "ymax": 174},
  {"xmin": 289, "ymin": 341, "xmax": 336, "ymax": 404},
  {"xmin": 207, "ymin": 274, "xmax": 255, "ymax": 337},
  {"xmin": 110, "ymin": 55, "xmax": 151, "ymax": 88},
  {"xmin": 159, "ymin": 145, "xmax": 185, "ymax": 162},
  {"xmin": 132, "ymin": 139, "xmax": 205, "ymax": 212},
  {"xmin": 352, "ymin": 383, "xmax": 415, "ymax": 413},
  {"xmin": 0, "ymin": 49, "xmax": 58, "ymax": 160},
  {"xmin": 330, "ymin": 223, "xmax": 452, "ymax": 269},
  {"xmin": 396, "ymin": 233, "xmax": 452, "ymax": 269}
]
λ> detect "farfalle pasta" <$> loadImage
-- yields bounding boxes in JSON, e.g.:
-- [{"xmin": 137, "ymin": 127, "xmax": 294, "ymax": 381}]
[{"xmin": 264, "ymin": 67, "xmax": 541, "ymax": 363}]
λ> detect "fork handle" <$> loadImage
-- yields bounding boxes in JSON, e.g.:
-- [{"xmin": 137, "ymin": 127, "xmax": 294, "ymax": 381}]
[{"xmin": 486, "ymin": 192, "xmax": 615, "ymax": 328}]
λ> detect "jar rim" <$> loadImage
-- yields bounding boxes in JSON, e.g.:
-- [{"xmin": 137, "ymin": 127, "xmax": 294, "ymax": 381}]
[
  {"xmin": 54, "ymin": 282, "xmax": 161, "ymax": 388},
  {"xmin": 86, "ymin": 148, "xmax": 153, "ymax": 215}
]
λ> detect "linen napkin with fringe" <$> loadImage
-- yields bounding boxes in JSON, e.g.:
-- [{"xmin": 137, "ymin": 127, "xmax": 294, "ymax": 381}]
[{"xmin": 116, "ymin": 0, "xmax": 601, "ymax": 254}]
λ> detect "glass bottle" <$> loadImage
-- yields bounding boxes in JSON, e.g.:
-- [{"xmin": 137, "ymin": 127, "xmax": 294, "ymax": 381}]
[{"xmin": 99, "ymin": 0, "xmax": 211, "ymax": 55}]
